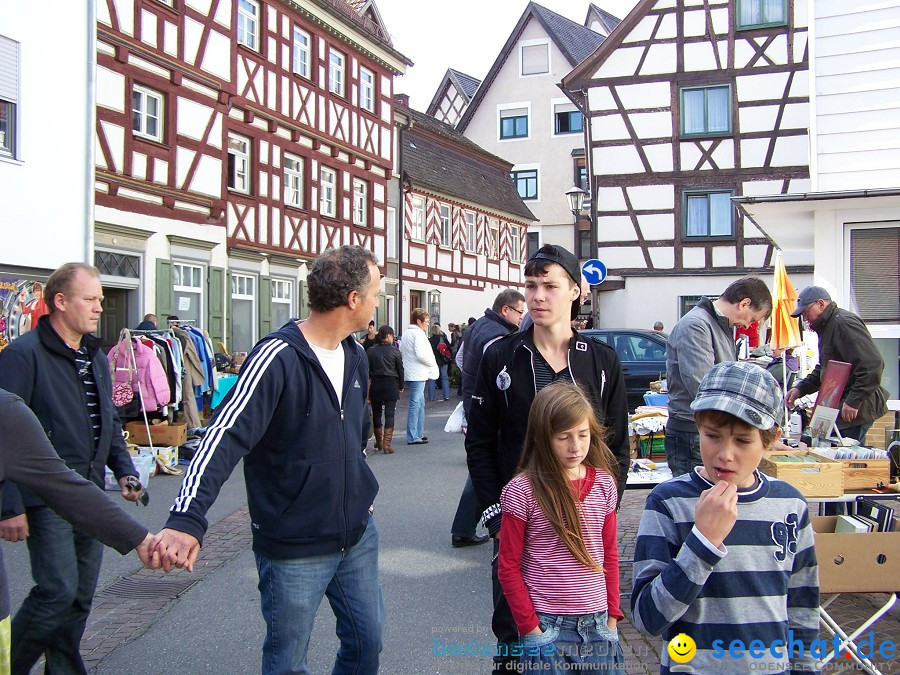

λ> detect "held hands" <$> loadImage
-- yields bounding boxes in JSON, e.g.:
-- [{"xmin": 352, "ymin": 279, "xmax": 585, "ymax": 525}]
[
  {"xmin": 152, "ymin": 528, "xmax": 201, "ymax": 573},
  {"xmin": 695, "ymin": 480, "xmax": 738, "ymax": 549},
  {"xmin": 0, "ymin": 514, "xmax": 29, "ymax": 542},
  {"xmin": 136, "ymin": 532, "xmax": 163, "ymax": 569}
]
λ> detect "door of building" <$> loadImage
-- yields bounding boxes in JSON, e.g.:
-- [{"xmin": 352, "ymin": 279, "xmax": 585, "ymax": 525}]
[{"xmin": 100, "ymin": 287, "xmax": 129, "ymax": 353}]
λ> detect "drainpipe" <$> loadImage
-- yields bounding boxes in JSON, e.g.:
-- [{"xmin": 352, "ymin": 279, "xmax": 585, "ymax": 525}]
[
  {"xmin": 84, "ymin": 1, "xmax": 97, "ymax": 264},
  {"xmin": 396, "ymin": 111, "xmax": 412, "ymax": 332}
]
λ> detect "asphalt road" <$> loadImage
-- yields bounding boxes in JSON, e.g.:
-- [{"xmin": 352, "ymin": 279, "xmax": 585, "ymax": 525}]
[{"xmin": 5, "ymin": 395, "xmax": 496, "ymax": 674}]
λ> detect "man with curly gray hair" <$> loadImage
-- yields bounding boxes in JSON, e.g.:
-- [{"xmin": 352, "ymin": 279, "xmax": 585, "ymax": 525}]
[{"xmin": 154, "ymin": 244, "xmax": 385, "ymax": 674}]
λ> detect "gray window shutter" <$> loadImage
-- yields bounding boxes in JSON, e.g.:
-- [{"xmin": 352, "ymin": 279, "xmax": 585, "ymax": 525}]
[
  {"xmin": 298, "ymin": 280, "xmax": 309, "ymax": 319},
  {"xmin": 208, "ymin": 266, "xmax": 225, "ymax": 348},
  {"xmin": 155, "ymin": 259, "xmax": 174, "ymax": 319},
  {"xmin": 226, "ymin": 272, "xmax": 234, "ymax": 351},
  {"xmin": 850, "ymin": 227, "xmax": 899, "ymax": 323},
  {"xmin": 258, "ymin": 275, "xmax": 272, "ymax": 337},
  {"xmin": 521, "ymin": 44, "xmax": 548, "ymax": 75},
  {"xmin": 0, "ymin": 36, "xmax": 19, "ymax": 103}
]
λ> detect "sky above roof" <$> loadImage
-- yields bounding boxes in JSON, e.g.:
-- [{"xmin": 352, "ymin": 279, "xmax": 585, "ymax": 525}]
[{"xmin": 373, "ymin": 0, "xmax": 640, "ymax": 111}]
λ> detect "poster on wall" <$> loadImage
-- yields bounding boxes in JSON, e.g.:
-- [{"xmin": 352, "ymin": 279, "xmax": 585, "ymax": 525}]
[{"xmin": 0, "ymin": 277, "xmax": 50, "ymax": 351}]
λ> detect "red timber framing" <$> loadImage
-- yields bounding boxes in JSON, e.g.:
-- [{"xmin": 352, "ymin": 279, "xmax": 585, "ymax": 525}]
[{"xmin": 95, "ymin": 0, "xmax": 409, "ymax": 264}]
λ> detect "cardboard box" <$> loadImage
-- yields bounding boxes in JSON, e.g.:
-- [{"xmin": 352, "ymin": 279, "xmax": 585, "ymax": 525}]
[
  {"xmin": 629, "ymin": 435, "xmax": 639, "ymax": 459},
  {"xmin": 812, "ymin": 516, "xmax": 900, "ymax": 593},
  {"xmin": 760, "ymin": 451, "xmax": 843, "ymax": 498},
  {"xmin": 124, "ymin": 421, "xmax": 187, "ymax": 447}
]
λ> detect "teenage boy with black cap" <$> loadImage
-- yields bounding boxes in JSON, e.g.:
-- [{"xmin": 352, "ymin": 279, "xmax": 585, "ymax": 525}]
[{"xmin": 466, "ymin": 244, "xmax": 629, "ymax": 671}]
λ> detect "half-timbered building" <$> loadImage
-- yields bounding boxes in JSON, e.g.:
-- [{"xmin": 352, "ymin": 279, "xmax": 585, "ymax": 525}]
[
  {"xmin": 562, "ymin": 0, "xmax": 813, "ymax": 331},
  {"xmin": 735, "ymin": 0, "xmax": 900, "ymax": 399},
  {"xmin": 393, "ymin": 97, "xmax": 535, "ymax": 328},
  {"xmin": 452, "ymin": 2, "xmax": 616, "ymax": 262},
  {"xmin": 94, "ymin": 0, "xmax": 409, "ymax": 351},
  {"xmin": 425, "ymin": 68, "xmax": 481, "ymax": 128}
]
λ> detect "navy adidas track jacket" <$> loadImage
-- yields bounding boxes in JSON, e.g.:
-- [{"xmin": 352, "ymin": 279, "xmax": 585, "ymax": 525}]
[{"xmin": 165, "ymin": 321, "xmax": 377, "ymax": 559}]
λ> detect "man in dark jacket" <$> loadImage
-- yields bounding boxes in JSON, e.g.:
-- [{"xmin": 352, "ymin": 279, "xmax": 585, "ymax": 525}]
[
  {"xmin": 428, "ymin": 323, "xmax": 453, "ymax": 401},
  {"xmin": 466, "ymin": 245, "xmax": 629, "ymax": 671},
  {"xmin": 0, "ymin": 263, "xmax": 142, "ymax": 674},
  {"xmin": 450, "ymin": 290, "xmax": 525, "ymax": 548},
  {"xmin": 154, "ymin": 245, "xmax": 384, "ymax": 675},
  {"xmin": 787, "ymin": 286, "xmax": 888, "ymax": 440}
]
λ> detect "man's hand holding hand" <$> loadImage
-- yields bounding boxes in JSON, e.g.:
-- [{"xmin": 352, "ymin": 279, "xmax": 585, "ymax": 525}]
[
  {"xmin": 0, "ymin": 514, "xmax": 29, "ymax": 542},
  {"xmin": 695, "ymin": 481, "xmax": 738, "ymax": 549},
  {"xmin": 152, "ymin": 528, "xmax": 201, "ymax": 573}
]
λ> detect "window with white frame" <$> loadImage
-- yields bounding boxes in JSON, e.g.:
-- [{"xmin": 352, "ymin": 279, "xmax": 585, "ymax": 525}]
[
  {"xmin": 509, "ymin": 225, "xmax": 521, "ymax": 262},
  {"xmin": 410, "ymin": 196, "xmax": 425, "ymax": 241},
  {"xmin": 320, "ymin": 166, "xmax": 337, "ymax": 218},
  {"xmin": 231, "ymin": 273, "xmax": 256, "ymax": 352},
  {"xmin": 283, "ymin": 153, "xmax": 303, "ymax": 208},
  {"xmin": 438, "ymin": 204, "xmax": 451, "ymax": 247},
  {"xmin": 173, "ymin": 263, "xmax": 204, "ymax": 326},
  {"xmin": 464, "ymin": 211, "xmax": 476, "ymax": 252},
  {"xmin": 0, "ymin": 36, "xmax": 17, "ymax": 158},
  {"xmin": 500, "ymin": 107, "xmax": 528, "ymax": 140},
  {"xmin": 132, "ymin": 86, "xmax": 163, "ymax": 142},
  {"xmin": 554, "ymin": 102, "xmax": 583, "ymax": 135},
  {"xmin": 521, "ymin": 42, "xmax": 549, "ymax": 75},
  {"xmin": 228, "ymin": 134, "xmax": 251, "ymax": 193},
  {"xmin": 353, "ymin": 178, "xmax": 368, "ymax": 226},
  {"xmin": 683, "ymin": 189, "xmax": 734, "ymax": 238},
  {"xmin": 237, "ymin": 0, "xmax": 259, "ymax": 50},
  {"xmin": 488, "ymin": 218, "xmax": 500, "ymax": 258},
  {"xmin": 292, "ymin": 27, "xmax": 311, "ymax": 78},
  {"xmin": 271, "ymin": 278, "xmax": 295, "ymax": 328},
  {"xmin": 329, "ymin": 49, "xmax": 345, "ymax": 97},
  {"xmin": 511, "ymin": 169, "xmax": 538, "ymax": 200},
  {"xmin": 681, "ymin": 85, "xmax": 731, "ymax": 136},
  {"xmin": 0, "ymin": 99, "xmax": 14, "ymax": 158},
  {"xmin": 737, "ymin": 0, "xmax": 787, "ymax": 29},
  {"xmin": 359, "ymin": 67, "xmax": 375, "ymax": 113},
  {"xmin": 850, "ymin": 226, "xmax": 900, "ymax": 323}
]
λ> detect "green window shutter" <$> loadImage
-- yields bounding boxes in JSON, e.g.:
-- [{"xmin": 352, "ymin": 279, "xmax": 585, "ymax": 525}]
[
  {"xmin": 226, "ymin": 272, "xmax": 234, "ymax": 351},
  {"xmin": 155, "ymin": 259, "xmax": 174, "ymax": 318},
  {"xmin": 207, "ymin": 266, "xmax": 225, "ymax": 349},
  {"xmin": 298, "ymin": 280, "xmax": 309, "ymax": 319},
  {"xmin": 259, "ymin": 275, "xmax": 272, "ymax": 337}
]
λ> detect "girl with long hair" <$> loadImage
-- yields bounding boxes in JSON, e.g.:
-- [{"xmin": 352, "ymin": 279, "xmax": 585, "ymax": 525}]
[{"xmin": 498, "ymin": 382, "xmax": 624, "ymax": 673}]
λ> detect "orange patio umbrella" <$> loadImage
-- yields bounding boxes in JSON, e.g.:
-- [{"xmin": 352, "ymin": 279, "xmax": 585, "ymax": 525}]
[
  {"xmin": 770, "ymin": 250, "xmax": 802, "ymax": 350},
  {"xmin": 769, "ymin": 250, "xmax": 802, "ymax": 429}
]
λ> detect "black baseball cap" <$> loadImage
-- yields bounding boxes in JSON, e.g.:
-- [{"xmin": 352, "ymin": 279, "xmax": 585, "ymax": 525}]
[
  {"xmin": 527, "ymin": 245, "xmax": 582, "ymax": 320},
  {"xmin": 791, "ymin": 286, "xmax": 831, "ymax": 317}
]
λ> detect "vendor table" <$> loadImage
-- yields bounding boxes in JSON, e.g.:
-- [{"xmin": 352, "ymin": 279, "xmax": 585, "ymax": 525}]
[
  {"xmin": 625, "ymin": 461, "xmax": 672, "ymax": 489},
  {"xmin": 809, "ymin": 494, "xmax": 900, "ymax": 674}
]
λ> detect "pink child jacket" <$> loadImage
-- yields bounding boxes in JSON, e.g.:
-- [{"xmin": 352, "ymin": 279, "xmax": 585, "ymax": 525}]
[{"xmin": 107, "ymin": 339, "xmax": 171, "ymax": 411}]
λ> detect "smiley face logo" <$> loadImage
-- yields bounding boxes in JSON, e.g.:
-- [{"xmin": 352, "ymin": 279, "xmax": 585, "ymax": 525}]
[{"xmin": 667, "ymin": 633, "xmax": 696, "ymax": 663}]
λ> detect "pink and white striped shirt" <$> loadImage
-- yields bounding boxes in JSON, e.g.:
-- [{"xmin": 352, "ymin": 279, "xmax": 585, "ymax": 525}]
[{"xmin": 498, "ymin": 466, "xmax": 622, "ymax": 633}]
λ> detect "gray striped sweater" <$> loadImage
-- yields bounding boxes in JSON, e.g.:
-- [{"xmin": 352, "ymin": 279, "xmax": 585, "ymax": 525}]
[{"xmin": 632, "ymin": 469, "xmax": 820, "ymax": 674}]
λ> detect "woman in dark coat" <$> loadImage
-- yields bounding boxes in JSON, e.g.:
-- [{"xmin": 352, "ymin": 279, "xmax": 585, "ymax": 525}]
[{"xmin": 368, "ymin": 325, "xmax": 404, "ymax": 454}]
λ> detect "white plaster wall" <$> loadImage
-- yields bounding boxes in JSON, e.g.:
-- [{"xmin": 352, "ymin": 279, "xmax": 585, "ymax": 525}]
[
  {"xmin": 94, "ymin": 205, "xmax": 227, "ymax": 316},
  {"xmin": 462, "ymin": 17, "xmax": 583, "ymax": 251},
  {"xmin": 0, "ymin": 2, "xmax": 92, "ymax": 269}
]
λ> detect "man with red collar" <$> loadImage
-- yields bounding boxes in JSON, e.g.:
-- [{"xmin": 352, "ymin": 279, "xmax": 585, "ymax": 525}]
[{"xmin": 466, "ymin": 245, "xmax": 629, "ymax": 671}]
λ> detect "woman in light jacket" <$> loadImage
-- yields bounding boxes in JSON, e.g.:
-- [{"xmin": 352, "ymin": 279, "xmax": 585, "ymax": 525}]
[{"xmin": 400, "ymin": 308, "xmax": 439, "ymax": 444}]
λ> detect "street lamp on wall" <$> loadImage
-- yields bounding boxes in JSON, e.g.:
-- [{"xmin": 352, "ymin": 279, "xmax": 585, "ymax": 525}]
[{"xmin": 565, "ymin": 186, "xmax": 587, "ymax": 217}]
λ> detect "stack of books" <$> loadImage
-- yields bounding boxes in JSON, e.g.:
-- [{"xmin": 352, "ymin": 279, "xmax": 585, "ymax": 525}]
[{"xmin": 834, "ymin": 499, "xmax": 895, "ymax": 533}]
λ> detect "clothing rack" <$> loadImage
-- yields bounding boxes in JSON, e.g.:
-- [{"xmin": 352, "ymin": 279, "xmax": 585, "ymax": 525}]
[
  {"xmin": 114, "ymin": 328, "xmax": 157, "ymax": 451},
  {"xmin": 167, "ymin": 319, "xmax": 197, "ymax": 325}
]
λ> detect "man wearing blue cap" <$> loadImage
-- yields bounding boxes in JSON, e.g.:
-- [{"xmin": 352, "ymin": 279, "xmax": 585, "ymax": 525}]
[{"xmin": 786, "ymin": 286, "xmax": 888, "ymax": 441}]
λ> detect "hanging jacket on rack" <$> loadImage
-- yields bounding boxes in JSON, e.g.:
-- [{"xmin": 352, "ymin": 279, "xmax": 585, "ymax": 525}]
[{"xmin": 108, "ymin": 338, "xmax": 172, "ymax": 411}]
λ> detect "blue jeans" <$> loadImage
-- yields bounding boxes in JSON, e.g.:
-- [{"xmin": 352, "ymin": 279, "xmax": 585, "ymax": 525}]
[
  {"xmin": 451, "ymin": 475, "xmax": 482, "ymax": 538},
  {"xmin": 428, "ymin": 365, "xmax": 450, "ymax": 401},
  {"xmin": 406, "ymin": 380, "xmax": 426, "ymax": 443},
  {"xmin": 665, "ymin": 428, "xmax": 702, "ymax": 477},
  {"xmin": 12, "ymin": 506, "xmax": 105, "ymax": 675},
  {"xmin": 520, "ymin": 612, "xmax": 624, "ymax": 674},
  {"xmin": 255, "ymin": 516, "xmax": 384, "ymax": 675}
]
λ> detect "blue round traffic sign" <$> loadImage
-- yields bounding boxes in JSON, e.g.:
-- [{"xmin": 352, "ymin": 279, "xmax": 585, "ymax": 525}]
[{"xmin": 581, "ymin": 259, "xmax": 607, "ymax": 285}]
